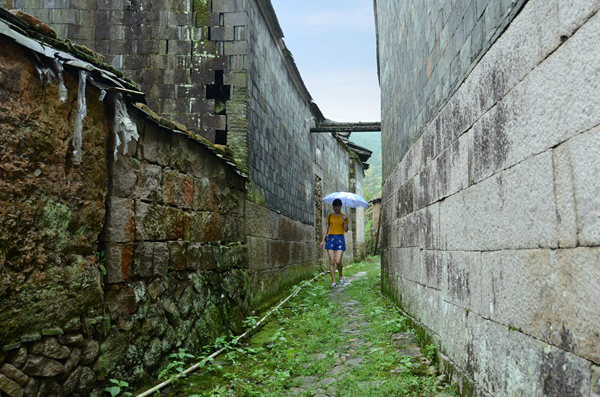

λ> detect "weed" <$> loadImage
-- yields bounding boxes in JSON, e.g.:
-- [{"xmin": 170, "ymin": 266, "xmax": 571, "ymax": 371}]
[{"xmin": 105, "ymin": 379, "xmax": 132, "ymax": 397}]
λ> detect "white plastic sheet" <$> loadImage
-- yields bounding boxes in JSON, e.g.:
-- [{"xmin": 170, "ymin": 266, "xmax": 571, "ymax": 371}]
[
  {"xmin": 53, "ymin": 59, "xmax": 68, "ymax": 104},
  {"xmin": 112, "ymin": 93, "xmax": 139, "ymax": 160},
  {"xmin": 72, "ymin": 70, "xmax": 88, "ymax": 164}
]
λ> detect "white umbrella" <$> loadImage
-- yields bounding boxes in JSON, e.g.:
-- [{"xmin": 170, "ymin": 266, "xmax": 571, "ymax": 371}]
[{"xmin": 323, "ymin": 192, "xmax": 369, "ymax": 208}]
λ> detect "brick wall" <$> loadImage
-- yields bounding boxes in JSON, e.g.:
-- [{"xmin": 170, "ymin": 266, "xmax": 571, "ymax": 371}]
[{"xmin": 377, "ymin": 0, "xmax": 600, "ymax": 395}]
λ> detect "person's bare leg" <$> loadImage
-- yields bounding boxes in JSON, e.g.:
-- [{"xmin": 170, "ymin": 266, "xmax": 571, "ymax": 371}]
[
  {"xmin": 328, "ymin": 250, "xmax": 336, "ymax": 284},
  {"xmin": 335, "ymin": 250, "xmax": 344, "ymax": 282}
]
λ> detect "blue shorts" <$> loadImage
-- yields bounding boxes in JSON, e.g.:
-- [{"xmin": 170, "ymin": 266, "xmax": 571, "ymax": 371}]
[{"xmin": 325, "ymin": 234, "xmax": 346, "ymax": 251}]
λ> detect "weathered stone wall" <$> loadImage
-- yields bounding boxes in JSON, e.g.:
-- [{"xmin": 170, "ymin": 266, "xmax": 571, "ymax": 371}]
[
  {"xmin": 377, "ymin": 0, "xmax": 600, "ymax": 395},
  {"xmin": 0, "ymin": 34, "xmax": 107, "ymax": 352},
  {"xmin": 0, "ymin": 34, "xmax": 108, "ymax": 397},
  {"xmin": 0, "ymin": 17, "xmax": 251, "ymax": 394},
  {"xmin": 246, "ymin": 202, "xmax": 315, "ymax": 309},
  {"xmin": 246, "ymin": 0, "xmax": 314, "ymax": 225},
  {"xmin": 96, "ymin": 105, "xmax": 249, "ymax": 383},
  {"xmin": 376, "ymin": 0, "xmax": 527, "ymax": 180},
  {"xmin": 4, "ymin": 0, "xmax": 227, "ymax": 142}
]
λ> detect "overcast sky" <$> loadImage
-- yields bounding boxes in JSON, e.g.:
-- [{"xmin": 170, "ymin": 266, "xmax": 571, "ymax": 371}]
[{"xmin": 270, "ymin": 0, "xmax": 381, "ymax": 123}]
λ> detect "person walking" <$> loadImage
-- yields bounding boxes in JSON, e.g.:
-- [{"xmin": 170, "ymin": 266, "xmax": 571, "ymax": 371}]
[{"xmin": 320, "ymin": 198, "xmax": 349, "ymax": 287}]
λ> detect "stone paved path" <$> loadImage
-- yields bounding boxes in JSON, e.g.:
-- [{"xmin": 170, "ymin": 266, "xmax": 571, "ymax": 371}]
[
  {"xmin": 284, "ymin": 271, "xmax": 370, "ymax": 396},
  {"xmin": 282, "ymin": 271, "xmax": 445, "ymax": 397}
]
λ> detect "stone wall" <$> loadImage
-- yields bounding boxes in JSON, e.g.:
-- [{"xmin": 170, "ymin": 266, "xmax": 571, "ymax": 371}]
[
  {"xmin": 0, "ymin": 34, "xmax": 108, "ymax": 397},
  {"xmin": 96, "ymin": 104, "xmax": 249, "ymax": 383},
  {"xmin": 376, "ymin": 0, "xmax": 527, "ymax": 180},
  {"xmin": 246, "ymin": 202, "xmax": 315, "ymax": 309},
  {"xmin": 377, "ymin": 0, "xmax": 600, "ymax": 395},
  {"xmin": 0, "ymin": 16, "xmax": 251, "ymax": 395},
  {"xmin": 3, "ymin": 0, "xmax": 227, "ymax": 142}
]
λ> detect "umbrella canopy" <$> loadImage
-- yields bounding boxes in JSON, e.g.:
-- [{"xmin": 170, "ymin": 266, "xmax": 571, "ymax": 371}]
[{"xmin": 323, "ymin": 192, "xmax": 369, "ymax": 208}]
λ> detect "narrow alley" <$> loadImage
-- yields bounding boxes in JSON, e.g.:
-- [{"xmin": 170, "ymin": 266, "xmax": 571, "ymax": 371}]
[{"xmin": 132, "ymin": 257, "xmax": 457, "ymax": 397}]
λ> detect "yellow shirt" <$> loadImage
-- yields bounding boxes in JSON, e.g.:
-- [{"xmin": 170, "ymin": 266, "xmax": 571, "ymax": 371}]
[{"xmin": 327, "ymin": 213, "xmax": 349, "ymax": 235}]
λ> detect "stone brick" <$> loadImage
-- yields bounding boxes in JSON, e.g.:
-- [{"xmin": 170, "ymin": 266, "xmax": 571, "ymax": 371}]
[
  {"xmin": 441, "ymin": 250, "xmax": 482, "ymax": 313},
  {"xmin": 0, "ymin": 374, "xmax": 24, "ymax": 397},
  {"xmin": 100, "ymin": 196, "xmax": 135, "ymax": 243},
  {"xmin": 224, "ymin": 12, "xmax": 247, "ymax": 26},
  {"xmin": 186, "ymin": 242, "xmax": 202, "ymax": 270},
  {"xmin": 0, "ymin": 364, "xmax": 28, "ymax": 387},
  {"xmin": 224, "ymin": 40, "xmax": 248, "ymax": 55},
  {"xmin": 201, "ymin": 114, "xmax": 227, "ymax": 130},
  {"xmin": 169, "ymin": 241, "xmax": 187, "ymax": 271},
  {"xmin": 552, "ymin": 141, "xmax": 578, "ymax": 248},
  {"xmin": 132, "ymin": 162, "xmax": 163, "ymax": 202},
  {"xmin": 170, "ymin": 133, "xmax": 205, "ymax": 176},
  {"xmin": 140, "ymin": 123, "xmax": 172, "ymax": 166},
  {"xmin": 108, "ymin": 154, "xmax": 138, "ymax": 198},
  {"xmin": 67, "ymin": 23, "xmax": 93, "ymax": 40},
  {"xmin": 105, "ymin": 286, "xmax": 136, "ymax": 320},
  {"xmin": 184, "ymin": 211, "xmax": 221, "ymax": 242},
  {"xmin": 440, "ymin": 151, "xmax": 558, "ymax": 251},
  {"xmin": 103, "ymin": 243, "xmax": 133, "ymax": 283},
  {"xmin": 567, "ymin": 126, "xmax": 600, "ymax": 246},
  {"xmin": 212, "ymin": 0, "xmax": 236, "ymax": 13},
  {"xmin": 396, "ymin": 179, "xmax": 414, "ymax": 219},
  {"xmin": 21, "ymin": 355, "xmax": 64, "ymax": 378},
  {"xmin": 193, "ymin": 177, "xmax": 222, "ymax": 212},
  {"xmin": 153, "ymin": 242, "xmax": 170, "ymax": 276},
  {"xmin": 163, "ymin": 206, "xmax": 185, "ymax": 240},
  {"xmin": 132, "ymin": 242, "xmax": 154, "ymax": 278},
  {"xmin": 481, "ymin": 247, "xmax": 600, "ymax": 364},
  {"xmin": 51, "ymin": 8, "xmax": 76, "ymax": 24},
  {"xmin": 163, "ymin": 170, "xmax": 195, "ymax": 209},
  {"xmin": 135, "ymin": 201, "xmax": 163, "ymax": 241}
]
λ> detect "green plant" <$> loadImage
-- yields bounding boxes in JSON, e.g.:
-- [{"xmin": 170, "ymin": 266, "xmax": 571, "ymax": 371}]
[
  {"xmin": 96, "ymin": 250, "xmax": 106, "ymax": 275},
  {"xmin": 426, "ymin": 344, "xmax": 436, "ymax": 362},
  {"xmin": 158, "ymin": 348, "xmax": 195, "ymax": 381},
  {"xmin": 104, "ymin": 379, "xmax": 132, "ymax": 397}
]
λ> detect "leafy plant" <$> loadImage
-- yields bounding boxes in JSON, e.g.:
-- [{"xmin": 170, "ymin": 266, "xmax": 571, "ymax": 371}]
[
  {"xmin": 158, "ymin": 348, "xmax": 195, "ymax": 381},
  {"xmin": 104, "ymin": 379, "xmax": 132, "ymax": 397},
  {"xmin": 426, "ymin": 344, "xmax": 436, "ymax": 362}
]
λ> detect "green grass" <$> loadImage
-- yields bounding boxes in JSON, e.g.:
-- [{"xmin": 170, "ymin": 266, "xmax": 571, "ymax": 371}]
[{"xmin": 138, "ymin": 257, "xmax": 458, "ymax": 397}]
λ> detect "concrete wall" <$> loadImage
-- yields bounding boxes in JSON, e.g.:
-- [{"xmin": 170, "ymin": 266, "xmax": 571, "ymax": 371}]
[{"xmin": 376, "ymin": 0, "xmax": 600, "ymax": 395}]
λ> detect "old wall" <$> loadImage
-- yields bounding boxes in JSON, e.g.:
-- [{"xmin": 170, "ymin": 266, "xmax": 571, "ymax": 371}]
[
  {"xmin": 0, "ymin": 36, "xmax": 108, "ymax": 348},
  {"xmin": 96, "ymin": 104, "xmax": 249, "ymax": 383},
  {"xmin": 377, "ymin": 0, "xmax": 600, "ymax": 395},
  {"xmin": 0, "ymin": 14, "xmax": 251, "ymax": 395},
  {"xmin": 4, "ymin": 0, "xmax": 227, "ymax": 142},
  {"xmin": 3, "ymin": 0, "xmax": 367, "ymax": 326}
]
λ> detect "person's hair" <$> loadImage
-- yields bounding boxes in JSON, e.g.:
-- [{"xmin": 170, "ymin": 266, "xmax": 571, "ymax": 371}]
[{"xmin": 332, "ymin": 199, "xmax": 342, "ymax": 207}]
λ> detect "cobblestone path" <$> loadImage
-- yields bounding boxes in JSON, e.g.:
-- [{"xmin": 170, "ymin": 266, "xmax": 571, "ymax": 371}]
[
  {"xmin": 283, "ymin": 271, "xmax": 450, "ymax": 397},
  {"xmin": 150, "ymin": 258, "xmax": 457, "ymax": 396}
]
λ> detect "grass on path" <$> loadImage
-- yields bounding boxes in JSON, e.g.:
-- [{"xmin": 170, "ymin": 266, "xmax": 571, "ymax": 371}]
[{"xmin": 144, "ymin": 257, "xmax": 458, "ymax": 397}]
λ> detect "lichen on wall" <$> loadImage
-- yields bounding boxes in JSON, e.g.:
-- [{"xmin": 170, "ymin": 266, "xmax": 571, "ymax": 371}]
[{"xmin": 0, "ymin": 36, "xmax": 109, "ymax": 346}]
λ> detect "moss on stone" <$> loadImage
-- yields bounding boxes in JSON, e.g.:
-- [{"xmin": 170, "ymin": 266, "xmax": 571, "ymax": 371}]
[{"xmin": 194, "ymin": 0, "xmax": 211, "ymax": 27}]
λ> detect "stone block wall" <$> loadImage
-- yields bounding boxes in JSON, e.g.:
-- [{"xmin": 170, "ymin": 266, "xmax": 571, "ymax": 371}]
[
  {"xmin": 0, "ymin": 18, "xmax": 251, "ymax": 394},
  {"xmin": 96, "ymin": 106, "xmax": 250, "ymax": 383},
  {"xmin": 246, "ymin": 0, "xmax": 314, "ymax": 224},
  {"xmin": 3, "ymin": 0, "xmax": 228, "ymax": 142},
  {"xmin": 377, "ymin": 0, "xmax": 600, "ymax": 395},
  {"xmin": 375, "ymin": 0, "xmax": 527, "ymax": 180},
  {"xmin": 246, "ymin": 202, "xmax": 315, "ymax": 308}
]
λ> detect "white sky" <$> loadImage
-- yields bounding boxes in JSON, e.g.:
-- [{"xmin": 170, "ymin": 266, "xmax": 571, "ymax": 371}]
[{"xmin": 270, "ymin": 0, "xmax": 381, "ymax": 122}]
